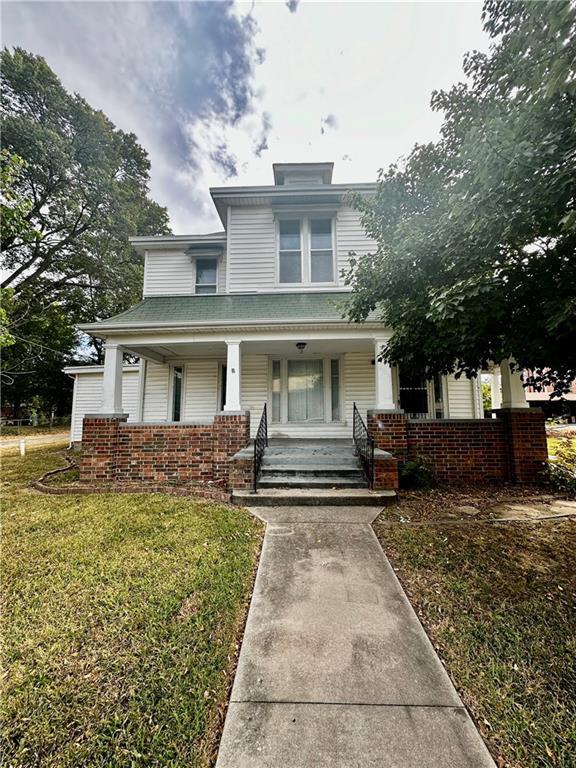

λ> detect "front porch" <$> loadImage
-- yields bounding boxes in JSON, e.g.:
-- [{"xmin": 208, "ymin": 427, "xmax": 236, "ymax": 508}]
[{"xmin": 79, "ymin": 332, "xmax": 547, "ymax": 495}]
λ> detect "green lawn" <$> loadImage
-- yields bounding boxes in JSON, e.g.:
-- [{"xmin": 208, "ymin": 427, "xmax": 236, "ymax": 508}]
[
  {"xmin": 375, "ymin": 494, "xmax": 576, "ymax": 768},
  {"xmin": 1, "ymin": 446, "xmax": 262, "ymax": 768}
]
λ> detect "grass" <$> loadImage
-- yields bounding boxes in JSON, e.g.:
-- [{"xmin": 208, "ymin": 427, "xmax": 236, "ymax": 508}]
[
  {"xmin": 0, "ymin": 425, "xmax": 69, "ymax": 439},
  {"xmin": 1, "ymin": 446, "xmax": 263, "ymax": 768},
  {"xmin": 375, "ymin": 494, "xmax": 576, "ymax": 768}
]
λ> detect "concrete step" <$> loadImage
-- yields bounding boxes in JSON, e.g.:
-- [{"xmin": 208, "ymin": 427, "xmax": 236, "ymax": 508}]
[
  {"xmin": 261, "ymin": 464, "xmax": 362, "ymax": 477},
  {"xmin": 263, "ymin": 454, "xmax": 359, "ymax": 467},
  {"xmin": 232, "ymin": 488, "xmax": 397, "ymax": 507},
  {"xmin": 259, "ymin": 474, "xmax": 366, "ymax": 489}
]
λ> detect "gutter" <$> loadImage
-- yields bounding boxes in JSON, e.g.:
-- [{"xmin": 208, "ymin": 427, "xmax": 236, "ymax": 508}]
[{"xmin": 78, "ymin": 318, "xmax": 384, "ymax": 334}]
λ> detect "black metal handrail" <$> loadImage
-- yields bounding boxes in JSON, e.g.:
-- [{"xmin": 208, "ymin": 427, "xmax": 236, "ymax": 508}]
[
  {"xmin": 253, "ymin": 403, "xmax": 268, "ymax": 492},
  {"xmin": 352, "ymin": 402, "xmax": 374, "ymax": 489}
]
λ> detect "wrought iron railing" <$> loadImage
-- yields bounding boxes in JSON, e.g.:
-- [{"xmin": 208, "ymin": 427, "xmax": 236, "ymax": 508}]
[
  {"xmin": 352, "ymin": 402, "xmax": 374, "ymax": 489},
  {"xmin": 253, "ymin": 403, "xmax": 268, "ymax": 492}
]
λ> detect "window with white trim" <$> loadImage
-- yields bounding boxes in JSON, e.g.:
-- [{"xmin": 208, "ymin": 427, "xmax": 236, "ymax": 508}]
[
  {"xmin": 277, "ymin": 217, "xmax": 335, "ymax": 285},
  {"xmin": 279, "ymin": 220, "xmax": 302, "ymax": 283},
  {"xmin": 195, "ymin": 257, "xmax": 217, "ymax": 294}
]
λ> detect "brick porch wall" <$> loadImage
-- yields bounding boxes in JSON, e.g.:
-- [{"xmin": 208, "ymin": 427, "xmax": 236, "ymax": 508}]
[
  {"xmin": 368, "ymin": 409, "xmax": 547, "ymax": 485},
  {"xmin": 80, "ymin": 412, "xmax": 250, "ymax": 490}
]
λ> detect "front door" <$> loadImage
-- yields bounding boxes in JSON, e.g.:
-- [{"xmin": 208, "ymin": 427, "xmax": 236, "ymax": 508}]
[{"xmin": 287, "ymin": 359, "xmax": 324, "ymax": 422}]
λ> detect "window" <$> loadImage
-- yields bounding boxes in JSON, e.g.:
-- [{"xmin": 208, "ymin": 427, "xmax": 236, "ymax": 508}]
[
  {"xmin": 271, "ymin": 360, "xmax": 281, "ymax": 422},
  {"xmin": 172, "ymin": 366, "xmax": 183, "ymax": 421},
  {"xmin": 279, "ymin": 220, "xmax": 302, "ymax": 283},
  {"xmin": 310, "ymin": 218, "xmax": 334, "ymax": 282},
  {"xmin": 195, "ymin": 257, "xmax": 217, "ymax": 294},
  {"xmin": 331, "ymin": 358, "xmax": 340, "ymax": 421},
  {"xmin": 277, "ymin": 216, "xmax": 335, "ymax": 285}
]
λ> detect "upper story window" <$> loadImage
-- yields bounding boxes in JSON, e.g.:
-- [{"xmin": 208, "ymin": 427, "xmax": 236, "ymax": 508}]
[
  {"xmin": 279, "ymin": 220, "xmax": 302, "ymax": 283},
  {"xmin": 195, "ymin": 257, "xmax": 217, "ymax": 294},
  {"xmin": 278, "ymin": 216, "xmax": 334, "ymax": 285}
]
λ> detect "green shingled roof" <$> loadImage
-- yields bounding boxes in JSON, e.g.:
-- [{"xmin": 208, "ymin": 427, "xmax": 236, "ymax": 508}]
[{"xmin": 83, "ymin": 292, "xmax": 379, "ymax": 330}]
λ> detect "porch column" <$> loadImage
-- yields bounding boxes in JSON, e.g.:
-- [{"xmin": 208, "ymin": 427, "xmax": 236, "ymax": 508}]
[
  {"xmin": 101, "ymin": 342, "xmax": 124, "ymax": 413},
  {"xmin": 374, "ymin": 339, "xmax": 396, "ymax": 410},
  {"xmin": 490, "ymin": 368, "xmax": 502, "ymax": 416},
  {"xmin": 500, "ymin": 358, "xmax": 529, "ymax": 409},
  {"xmin": 224, "ymin": 340, "xmax": 242, "ymax": 411}
]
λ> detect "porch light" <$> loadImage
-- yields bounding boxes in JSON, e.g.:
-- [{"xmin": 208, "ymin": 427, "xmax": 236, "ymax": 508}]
[{"xmin": 296, "ymin": 342, "xmax": 307, "ymax": 353}]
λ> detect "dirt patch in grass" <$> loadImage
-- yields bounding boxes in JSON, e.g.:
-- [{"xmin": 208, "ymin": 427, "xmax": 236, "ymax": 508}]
[
  {"xmin": 1, "ymin": 445, "xmax": 263, "ymax": 768},
  {"xmin": 380, "ymin": 486, "xmax": 567, "ymax": 523},
  {"xmin": 375, "ymin": 491, "xmax": 576, "ymax": 768}
]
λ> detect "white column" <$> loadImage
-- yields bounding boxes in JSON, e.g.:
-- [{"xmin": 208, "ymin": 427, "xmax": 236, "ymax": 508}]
[
  {"xmin": 490, "ymin": 369, "xmax": 502, "ymax": 412},
  {"xmin": 374, "ymin": 339, "xmax": 396, "ymax": 410},
  {"xmin": 224, "ymin": 340, "xmax": 242, "ymax": 411},
  {"xmin": 101, "ymin": 342, "xmax": 124, "ymax": 413},
  {"xmin": 500, "ymin": 358, "xmax": 529, "ymax": 409}
]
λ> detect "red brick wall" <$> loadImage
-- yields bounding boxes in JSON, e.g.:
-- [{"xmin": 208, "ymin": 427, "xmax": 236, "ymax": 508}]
[
  {"xmin": 406, "ymin": 420, "xmax": 508, "ymax": 484},
  {"xmin": 81, "ymin": 415, "xmax": 127, "ymax": 482},
  {"xmin": 373, "ymin": 453, "xmax": 399, "ymax": 490},
  {"xmin": 368, "ymin": 411, "xmax": 408, "ymax": 460},
  {"xmin": 213, "ymin": 412, "xmax": 250, "ymax": 484},
  {"xmin": 368, "ymin": 410, "xmax": 547, "ymax": 485},
  {"xmin": 116, "ymin": 423, "xmax": 215, "ymax": 485},
  {"xmin": 497, "ymin": 409, "xmax": 548, "ymax": 483},
  {"xmin": 80, "ymin": 412, "xmax": 250, "ymax": 490}
]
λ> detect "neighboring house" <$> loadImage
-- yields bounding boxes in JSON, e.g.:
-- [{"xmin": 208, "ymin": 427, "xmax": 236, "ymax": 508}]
[
  {"xmin": 69, "ymin": 162, "xmax": 546, "ymax": 493},
  {"xmin": 525, "ymin": 379, "xmax": 576, "ymax": 422}
]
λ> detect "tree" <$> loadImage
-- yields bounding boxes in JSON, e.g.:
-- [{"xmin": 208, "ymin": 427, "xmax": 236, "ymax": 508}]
[
  {"xmin": 345, "ymin": 1, "xmax": 576, "ymax": 394},
  {"xmin": 1, "ymin": 48, "xmax": 170, "ymax": 415}
]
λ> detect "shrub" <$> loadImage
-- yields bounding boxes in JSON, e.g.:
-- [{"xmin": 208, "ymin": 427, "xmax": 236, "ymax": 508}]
[
  {"xmin": 546, "ymin": 439, "xmax": 576, "ymax": 497},
  {"xmin": 400, "ymin": 456, "xmax": 436, "ymax": 490}
]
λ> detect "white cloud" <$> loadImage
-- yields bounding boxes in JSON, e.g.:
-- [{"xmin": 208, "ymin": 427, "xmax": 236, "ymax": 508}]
[{"xmin": 2, "ymin": 0, "xmax": 490, "ymax": 233}]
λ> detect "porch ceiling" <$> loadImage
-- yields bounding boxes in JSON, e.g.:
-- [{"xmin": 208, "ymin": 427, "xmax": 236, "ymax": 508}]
[{"xmin": 125, "ymin": 337, "xmax": 375, "ymax": 362}]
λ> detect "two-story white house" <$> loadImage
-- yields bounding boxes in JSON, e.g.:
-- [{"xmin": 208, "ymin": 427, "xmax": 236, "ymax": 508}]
[{"xmin": 69, "ymin": 162, "xmax": 545, "ymax": 497}]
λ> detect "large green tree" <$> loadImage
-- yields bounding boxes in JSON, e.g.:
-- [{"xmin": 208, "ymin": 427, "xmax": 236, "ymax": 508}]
[
  {"xmin": 345, "ymin": 0, "xmax": 576, "ymax": 393},
  {"xmin": 1, "ymin": 48, "xmax": 170, "ymax": 417}
]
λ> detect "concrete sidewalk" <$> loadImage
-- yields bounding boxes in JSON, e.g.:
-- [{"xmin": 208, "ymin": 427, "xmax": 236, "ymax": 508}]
[{"xmin": 216, "ymin": 506, "xmax": 495, "ymax": 768}]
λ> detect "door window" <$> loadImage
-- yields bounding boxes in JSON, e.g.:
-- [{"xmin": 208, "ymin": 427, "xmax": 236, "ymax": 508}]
[{"xmin": 287, "ymin": 359, "xmax": 324, "ymax": 422}]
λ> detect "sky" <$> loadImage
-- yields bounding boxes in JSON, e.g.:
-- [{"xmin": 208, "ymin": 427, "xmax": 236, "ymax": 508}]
[{"xmin": 2, "ymin": 0, "xmax": 491, "ymax": 234}]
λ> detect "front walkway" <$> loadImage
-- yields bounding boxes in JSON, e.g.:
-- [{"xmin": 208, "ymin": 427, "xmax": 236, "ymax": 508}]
[{"xmin": 216, "ymin": 506, "xmax": 495, "ymax": 767}]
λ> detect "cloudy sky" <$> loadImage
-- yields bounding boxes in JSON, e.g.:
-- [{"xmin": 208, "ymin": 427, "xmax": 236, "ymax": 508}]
[{"xmin": 3, "ymin": 0, "xmax": 490, "ymax": 233}]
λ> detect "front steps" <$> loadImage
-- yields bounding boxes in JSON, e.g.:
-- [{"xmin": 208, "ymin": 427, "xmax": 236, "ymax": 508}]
[
  {"xmin": 232, "ymin": 438, "xmax": 397, "ymax": 507},
  {"xmin": 232, "ymin": 487, "xmax": 397, "ymax": 507}
]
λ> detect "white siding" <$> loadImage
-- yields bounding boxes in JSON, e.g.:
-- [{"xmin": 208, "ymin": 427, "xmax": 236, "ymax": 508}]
[
  {"xmin": 227, "ymin": 207, "xmax": 277, "ymax": 292},
  {"xmin": 241, "ymin": 355, "xmax": 269, "ymax": 437},
  {"xmin": 446, "ymin": 375, "xmax": 477, "ymax": 418},
  {"xmin": 143, "ymin": 251, "xmax": 194, "ymax": 296},
  {"xmin": 226, "ymin": 204, "xmax": 376, "ymax": 294},
  {"xmin": 70, "ymin": 369, "xmax": 139, "ymax": 443},
  {"xmin": 183, "ymin": 359, "xmax": 220, "ymax": 421},
  {"xmin": 143, "ymin": 250, "xmax": 226, "ymax": 296},
  {"xmin": 142, "ymin": 362, "xmax": 170, "ymax": 420},
  {"xmin": 336, "ymin": 206, "xmax": 376, "ymax": 277},
  {"xmin": 344, "ymin": 351, "xmax": 375, "ymax": 426}
]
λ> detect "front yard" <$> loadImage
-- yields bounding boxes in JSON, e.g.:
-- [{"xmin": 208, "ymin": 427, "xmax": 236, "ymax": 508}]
[
  {"xmin": 1, "ymin": 446, "xmax": 262, "ymax": 768},
  {"xmin": 376, "ymin": 491, "xmax": 576, "ymax": 768}
]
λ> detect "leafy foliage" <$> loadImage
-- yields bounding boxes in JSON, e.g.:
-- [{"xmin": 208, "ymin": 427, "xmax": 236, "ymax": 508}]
[
  {"xmin": 345, "ymin": 1, "xmax": 576, "ymax": 394},
  {"xmin": 399, "ymin": 456, "xmax": 436, "ymax": 490},
  {"xmin": 546, "ymin": 437, "xmax": 576, "ymax": 497},
  {"xmin": 0, "ymin": 48, "xmax": 170, "ymax": 415}
]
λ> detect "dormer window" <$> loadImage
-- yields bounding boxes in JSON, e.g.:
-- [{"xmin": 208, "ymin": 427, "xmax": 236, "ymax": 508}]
[
  {"xmin": 195, "ymin": 257, "xmax": 217, "ymax": 294},
  {"xmin": 277, "ymin": 216, "xmax": 335, "ymax": 285}
]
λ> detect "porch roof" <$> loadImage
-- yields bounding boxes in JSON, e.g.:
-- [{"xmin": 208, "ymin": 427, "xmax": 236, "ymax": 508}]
[{"xmin": 79, "ymin": 292, "xmax": 381, "ymax": 334}]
